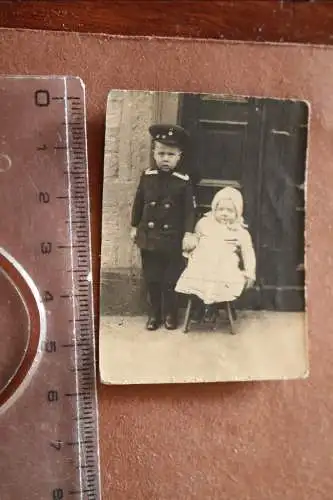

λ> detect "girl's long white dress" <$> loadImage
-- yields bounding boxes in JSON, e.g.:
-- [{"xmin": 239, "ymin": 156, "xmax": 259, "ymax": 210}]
[{"xmin": 175, "ymin": 214, "xmax": 255, "ymax": 304}]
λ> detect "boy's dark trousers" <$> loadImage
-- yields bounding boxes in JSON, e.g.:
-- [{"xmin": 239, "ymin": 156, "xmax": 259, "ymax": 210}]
[{"xmin": 141, "ymin": 250, "xmax": 184, "ymax": 330}]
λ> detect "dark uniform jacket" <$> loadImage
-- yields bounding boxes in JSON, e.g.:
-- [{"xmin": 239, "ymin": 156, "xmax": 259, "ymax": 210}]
[{"xmin": 131, "ymin": 168, "xmax": 196, "ymax": 253}]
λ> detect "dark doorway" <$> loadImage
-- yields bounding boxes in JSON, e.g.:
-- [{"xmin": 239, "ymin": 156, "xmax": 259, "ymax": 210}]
[{"xmin": 180, "ymin": 94, "xmax": 308, "ymax": 311}]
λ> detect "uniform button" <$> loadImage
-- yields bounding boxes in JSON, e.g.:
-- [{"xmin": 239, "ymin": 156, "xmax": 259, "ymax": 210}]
[
  {"xmin": 150, "ymin": 201, "xmax": 156, "ymax": 207},
  {"xmin": 164, "ymin": 203, "xmax": 170, "ymax": 208},
  {"xmin": 163, "ymin": 224, "xmax": 169, "ymax": 230},
  {"xmin": 148, "ymin": 221, "xmax": 155, "ymax": 229}
]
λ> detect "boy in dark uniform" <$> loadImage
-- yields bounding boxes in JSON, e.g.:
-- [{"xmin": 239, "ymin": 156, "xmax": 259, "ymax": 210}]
[{"xmin": 130, "ymin": 124, "xmax": 196, "ymax": 330}]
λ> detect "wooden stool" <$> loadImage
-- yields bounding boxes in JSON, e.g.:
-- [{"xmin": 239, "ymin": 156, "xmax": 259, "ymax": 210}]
[{"xmin": 183, "ymin": 296, "xmax": 237, "ymax": 334}]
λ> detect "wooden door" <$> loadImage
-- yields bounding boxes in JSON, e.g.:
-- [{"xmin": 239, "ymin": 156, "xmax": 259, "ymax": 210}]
[
  {"xmin": 257, "ymin": 99, "xmax": 307, "ymax": 311},
  {"xmin": 180, "ymin": 94, "xmax": 308, "ymax": 311}
]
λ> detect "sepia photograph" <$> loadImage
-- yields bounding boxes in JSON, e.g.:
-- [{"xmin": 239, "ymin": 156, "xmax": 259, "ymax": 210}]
[{"xmin": 99, "ymin": 90, "xmax": 309, "ymax": 384}]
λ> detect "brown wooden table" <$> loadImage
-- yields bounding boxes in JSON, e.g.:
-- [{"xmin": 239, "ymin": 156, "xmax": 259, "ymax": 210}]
[{"xmin": 1, "ymin": 1, "xmax": 333, "ymax": 44}]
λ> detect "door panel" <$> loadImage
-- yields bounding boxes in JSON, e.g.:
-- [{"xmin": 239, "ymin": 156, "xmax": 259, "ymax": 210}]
[
  {"xmin": 198, "ymin": 123, "xmax": 248, "ymax": 181},
  {"xmin": 181, "ymin": 94, "xmax": 262, "ymax": 236}
]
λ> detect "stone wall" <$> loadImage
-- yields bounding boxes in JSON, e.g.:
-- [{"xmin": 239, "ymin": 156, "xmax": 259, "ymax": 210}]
[{"xmin": 100, "ymin": 90, "xmax": 179, "ymax": 315}]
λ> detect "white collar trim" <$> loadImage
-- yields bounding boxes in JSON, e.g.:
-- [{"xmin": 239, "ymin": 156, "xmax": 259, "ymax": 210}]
[
  {"xmin": 172, "ymin": 172, "xmax": 189, "ymax": 181},
  {"xmin": 144, "ymin": 169, "xmax": 158, "ymax": 175}
]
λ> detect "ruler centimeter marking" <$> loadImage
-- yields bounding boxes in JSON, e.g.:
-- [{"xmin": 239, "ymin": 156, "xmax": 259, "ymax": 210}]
[
  {"xmin": 65, "ymin": 79, "xmax": 100, "ymax": 500},
  {"xmin": 0, "ymin": 77, "xmax": 100, "ymax": 500}
]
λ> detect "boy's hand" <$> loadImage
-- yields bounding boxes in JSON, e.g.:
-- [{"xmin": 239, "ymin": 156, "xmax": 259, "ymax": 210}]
[
  {"xmin": 130, "ymin": 227, "xmax": 138, "ymax": 242},
  {"xmin": 182, "ymin": 232, "xmax": 197, "ymax": 252}
]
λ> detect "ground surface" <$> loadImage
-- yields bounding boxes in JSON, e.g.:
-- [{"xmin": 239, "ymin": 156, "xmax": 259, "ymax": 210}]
[{"xmin": 100, "ymin": 311, "xmax": 308, "ymax": 385}]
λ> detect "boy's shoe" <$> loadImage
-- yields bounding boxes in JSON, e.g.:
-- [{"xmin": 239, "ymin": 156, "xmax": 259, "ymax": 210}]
[
  {"xmin": 164, "ymin": 314, "xmax": 178, "ymax": 330},
  {"xmin": 146, "ymin": 316, "xmax": 162, "ymax": 331}
]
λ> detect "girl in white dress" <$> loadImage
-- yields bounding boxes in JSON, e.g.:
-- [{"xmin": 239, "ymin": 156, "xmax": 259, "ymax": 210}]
[{"xmin": 175, "ymin": 187, "xmax": 256, "ymax": 308}]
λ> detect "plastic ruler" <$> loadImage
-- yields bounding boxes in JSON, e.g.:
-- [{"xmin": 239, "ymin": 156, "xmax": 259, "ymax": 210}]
[{"xmin": 0, "ymin": 76, "xmax": 100, "ymax": 500}]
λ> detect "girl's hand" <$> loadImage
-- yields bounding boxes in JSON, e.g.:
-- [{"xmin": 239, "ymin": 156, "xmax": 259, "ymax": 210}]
[
  {"xmin": 130, "ymin": 227, "xmax": 138, "ymax": 242},
  {"xmin": 244, "ymin": 276, "xmax": 255, "ymax": 289},
  {"xmin": 182, "ymin": 232, "xmax": 197, "ymax": 252}
]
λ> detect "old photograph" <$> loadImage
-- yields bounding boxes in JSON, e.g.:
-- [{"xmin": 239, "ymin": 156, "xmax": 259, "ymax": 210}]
[{"xmin": 99, "ymin": 90, "xmax": 308, "ymax": 384}]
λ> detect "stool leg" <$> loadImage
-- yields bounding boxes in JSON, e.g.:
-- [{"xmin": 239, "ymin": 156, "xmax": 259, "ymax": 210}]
[
  {"xmin": 226, "ymin": 302, "xmax": 236, "ymax": 335},
  {"xmin": 183, "ymin": 297, "xmax": 192, "ymax": 333},
  {"xmin": 231, "ymin": 303, "xmax": 237, "ymax": 321}
]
